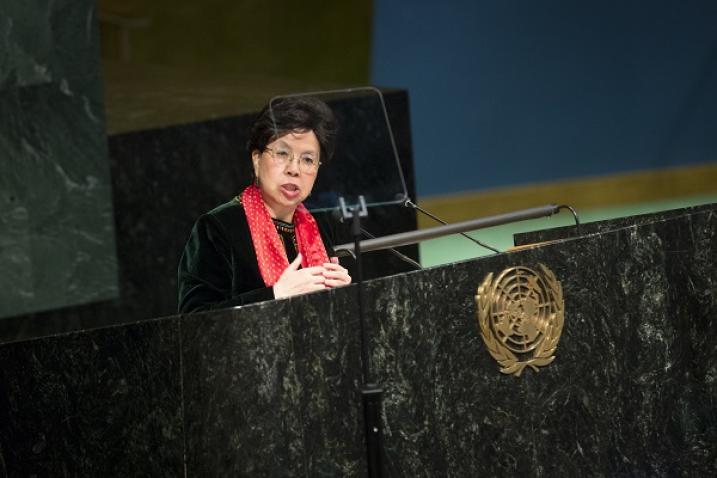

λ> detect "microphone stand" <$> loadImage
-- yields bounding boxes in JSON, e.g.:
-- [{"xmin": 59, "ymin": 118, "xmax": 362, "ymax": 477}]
[{"xmin": 338, "ymin": 196, "xmax": 385, "ymax": 478}]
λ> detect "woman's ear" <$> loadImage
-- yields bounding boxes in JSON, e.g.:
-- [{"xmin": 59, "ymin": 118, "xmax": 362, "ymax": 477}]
[{"xmin": 251, "ymin": 150, "xmax": 260, "ymax": 178}]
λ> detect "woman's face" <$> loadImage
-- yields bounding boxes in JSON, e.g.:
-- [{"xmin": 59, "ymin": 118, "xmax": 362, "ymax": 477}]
[{"xmin": 251, "ymin": 130, "xmax": 320, "ymax": 222}]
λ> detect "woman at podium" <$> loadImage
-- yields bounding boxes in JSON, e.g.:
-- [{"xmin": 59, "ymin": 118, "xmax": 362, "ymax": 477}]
[{"xmin": 177, "ymin": 97, "xmax": 351, "ymax": 313}]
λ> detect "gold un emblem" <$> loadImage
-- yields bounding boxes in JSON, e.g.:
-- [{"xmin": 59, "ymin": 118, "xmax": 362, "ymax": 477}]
[{"xmin": 475, "ymin": 264, "xmax": 564, "ymax": 377}]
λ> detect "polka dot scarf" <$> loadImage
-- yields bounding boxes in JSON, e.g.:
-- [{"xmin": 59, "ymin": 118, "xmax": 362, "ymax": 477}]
[{"xmin": 242, "ymin": 184, "xmax": 329, "ymax": 286}]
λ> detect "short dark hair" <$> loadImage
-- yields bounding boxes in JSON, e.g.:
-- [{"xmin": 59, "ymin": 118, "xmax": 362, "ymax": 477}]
[{"xmin": 248, "ymin": 96, "xmax": 338, "ymax": 162}]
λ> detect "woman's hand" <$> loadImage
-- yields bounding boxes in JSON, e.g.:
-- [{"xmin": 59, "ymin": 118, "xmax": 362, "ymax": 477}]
[
  {"xmin": 273, "ymin": 254, "xmax": 327, "ymax": 299},
  {"xmin": 322, "ymin": 257, "xmax": 352, "ymax": 288}
]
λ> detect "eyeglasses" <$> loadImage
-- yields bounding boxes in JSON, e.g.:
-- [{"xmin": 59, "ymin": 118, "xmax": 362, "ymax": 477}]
[{"xmin": 263, "ymin": 147, "xmax": 321, "ymax": 173}]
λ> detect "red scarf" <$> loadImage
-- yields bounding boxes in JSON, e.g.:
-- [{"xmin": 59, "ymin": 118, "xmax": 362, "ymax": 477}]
[{"xmin": 242, "ymin": 184, "xmax": 329, "ymax": 286}]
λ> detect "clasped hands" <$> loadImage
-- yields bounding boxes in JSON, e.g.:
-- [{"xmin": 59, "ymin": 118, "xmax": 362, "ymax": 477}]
[{"xmin": 273, "ymin": 253, "xmax": 352, "ymax": 299}]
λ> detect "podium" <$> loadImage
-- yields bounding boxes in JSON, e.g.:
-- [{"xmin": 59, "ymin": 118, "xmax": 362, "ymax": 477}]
[{"xmin": 1, "ymin": 204, "xmax": 715, "ymax": 476}]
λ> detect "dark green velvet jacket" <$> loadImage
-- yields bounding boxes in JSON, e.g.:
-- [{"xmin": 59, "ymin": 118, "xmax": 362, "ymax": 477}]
[{"xmin": 177, "ymin": 198, "xmax": 335, "ymax": 313}]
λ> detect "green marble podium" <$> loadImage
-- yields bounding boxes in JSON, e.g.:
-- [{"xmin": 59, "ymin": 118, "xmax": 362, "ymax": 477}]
[{"xmin": 0, "ymin": 204, "xmax": 715, "ymax": 476}]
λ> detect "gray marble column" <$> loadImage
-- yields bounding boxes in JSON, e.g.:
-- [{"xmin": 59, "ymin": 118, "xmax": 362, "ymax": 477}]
[{"xmin": 0, "ymin": 0, "xmax": 118, "ymax": 318}]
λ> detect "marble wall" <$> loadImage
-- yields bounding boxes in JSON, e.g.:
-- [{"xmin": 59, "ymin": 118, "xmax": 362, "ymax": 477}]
[
  {"xmin": 0, "ymin": 0, "xmax": 118, "ymax": 319},
  {"xmin": 0, "ymin": 205, "xmax": 714, "ymax": 476},
  {"xmin": 0, "ymin": 318, "xmax": 183, "ymax": 475},
  {"xmin": 370, "ymin": 205, "xmax": 717, "ymax": 476}
]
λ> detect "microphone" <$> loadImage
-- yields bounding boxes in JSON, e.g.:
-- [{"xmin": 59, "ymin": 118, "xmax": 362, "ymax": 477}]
[{"xmin": 403, "ymin": 199, "xmax": 501, "ymax": 253}]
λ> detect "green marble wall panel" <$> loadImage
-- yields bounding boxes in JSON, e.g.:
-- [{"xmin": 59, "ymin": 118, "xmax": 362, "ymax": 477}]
[{"xmin": 0, "ymin": 0, "xmax": 118, "ymax": 318}]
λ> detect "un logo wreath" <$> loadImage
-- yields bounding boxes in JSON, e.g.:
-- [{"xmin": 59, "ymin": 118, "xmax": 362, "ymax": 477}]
[{"xmin": 475, "ymin": 264, "xmax": 564, "ymax": 377}]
